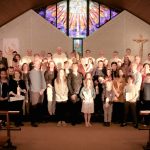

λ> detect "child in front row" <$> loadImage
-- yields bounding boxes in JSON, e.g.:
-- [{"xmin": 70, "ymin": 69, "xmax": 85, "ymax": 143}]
[{"xmin": 80, "ymin": 78, "xmax": 96, "ymax": 127}]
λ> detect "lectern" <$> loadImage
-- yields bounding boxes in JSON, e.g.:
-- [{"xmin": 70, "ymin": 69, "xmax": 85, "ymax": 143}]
[
  {"xmin": 0, "ymin": 111, "xmax": 20, "ymax": 150},
  {"xmin": 140, "ymin": 110, "xmax": 150, "ymax": 150}
]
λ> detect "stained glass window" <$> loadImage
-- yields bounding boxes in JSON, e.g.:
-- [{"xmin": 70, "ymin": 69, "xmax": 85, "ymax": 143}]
[
  {"xmin": 45, "ymin": 5, "xmax": 56, "ymax": 26},
  {"xmin": 100, "ymin": 5, "xmax": 110, "ymax": 26},
  {"xmin": 69, "ymin": 0, "xmax": 87, "ymax": 38},
  {"xmin": 35, "ymin": 0, "xmax": 120, "ymax": 38},
  {"xmin": 57, "ymin": 1, "xmax": 67, "ymax": 33},
  {"xmin": 73, "ymin": 39, "xmax": 83, "ymax": 54},
  {"xmin": 111, "ymin": 10, "xmax": 118, "ymax": 19},
  {"xmin": 89, "ymin": 1, "xmax": 99, "ymax": 34},
  {"xmin": 38, "ymin": 9, "xmax": 45, "ymax": 18}
]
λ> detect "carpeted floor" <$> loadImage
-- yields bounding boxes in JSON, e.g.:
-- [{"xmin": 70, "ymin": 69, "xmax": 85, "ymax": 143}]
[{"xmin": 0, "ymin": 123, "xmax": 148, "ymax": 150}]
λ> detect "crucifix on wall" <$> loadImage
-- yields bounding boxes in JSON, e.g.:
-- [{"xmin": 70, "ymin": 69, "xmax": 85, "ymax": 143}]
[{"xmin": 133, "ymin": 34, "xmax": 148, "ymax": 62}]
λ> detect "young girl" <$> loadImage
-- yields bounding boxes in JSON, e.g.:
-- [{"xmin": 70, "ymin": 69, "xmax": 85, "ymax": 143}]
[
  {"xmin": 85, "ymin": 58, "xmax": 95, "ymax": 74},
  {"xmin": 54, "ymin": 69, "xmax": 68, "ymax": 127},
  {"xmin": 102, "ymin": 69, "xmax": 114, "ymax": 127},
  {"xmin": 80, "ymin": 79, "xmax": 96, "ymax": 127}
]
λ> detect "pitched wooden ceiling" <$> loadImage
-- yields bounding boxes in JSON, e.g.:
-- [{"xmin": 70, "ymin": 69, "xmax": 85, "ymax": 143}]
[{"xmin": 0, "ymin": 0, "xmax": 150, "ymax": 27}]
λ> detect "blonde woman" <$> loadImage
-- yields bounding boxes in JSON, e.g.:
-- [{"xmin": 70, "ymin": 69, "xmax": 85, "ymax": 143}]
[{"xmin": 80, "ymin": 79, "xmax": 96, "ymax": 127}]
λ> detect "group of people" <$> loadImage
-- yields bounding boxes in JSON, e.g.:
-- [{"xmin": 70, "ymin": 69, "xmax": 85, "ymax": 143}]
[{"xmin": 0, "ymin": 47, "xmax": 150, "ymax": 128}]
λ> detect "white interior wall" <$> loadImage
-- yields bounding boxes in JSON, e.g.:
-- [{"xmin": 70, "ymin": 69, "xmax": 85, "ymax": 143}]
[
  {"xmin": 83, "ymin": 11, "xmax": 150, "ymax": 60},
  {"xmin": 0, "ymin": 10, "xmax": 72, "ymax": 57}
]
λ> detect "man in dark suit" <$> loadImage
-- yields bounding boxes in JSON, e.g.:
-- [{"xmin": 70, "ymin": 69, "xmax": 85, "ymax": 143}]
[
  {"xmin": 68, "ymin": 63, "xmax": 83, "ymax": 125},
  {"xmin": 0, "ymin": 50, "xmax": 8, "ymax": 69}
]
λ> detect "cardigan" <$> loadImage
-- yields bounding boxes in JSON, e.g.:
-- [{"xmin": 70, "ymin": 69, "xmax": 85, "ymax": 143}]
[
  {"xmin": 67, "ymin": 72, "xmax": 83, "ymax": 96},
  {"xmin": 29, "ymin": 69, "xmax": 46, "ymax": 92},
  {"xmin": 54, "ymin": 80, "xmax": 68, "ymax": 102},
  {"xmin": 123, "ymin": 84, "xmax": 139, "ymax": 103},
  {"xmin": 80, "ymin": 87, "xmax": 96, "ymax": 102},
  {"xmin": 9, "ymin": 79, "xmax": 26, "ymax": 96}
]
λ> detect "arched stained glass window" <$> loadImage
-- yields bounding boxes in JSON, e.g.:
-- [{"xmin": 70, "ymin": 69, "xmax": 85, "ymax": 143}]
[
  {"xmin": 111, "ymin": 10, "xmax": 118, "ymax": 19},
  {"xmin": 46, "ymin": 5, "xmax": 56, "ymax": 26},
  {"xmin": 69, "ymin": 0, "xmax": 87, "ymax": 38},
  {"xmin": 38, "ymin": 9, "xmax": 45, "ymax": 18},
  {"xmin": 35, "ymin": 0, "xmax": 121, "ymax": 38},
  {"xmin": 100, "ymin": 5, "xmax": 110, "ymax": 26},
  {"xmin": 57, "ymin": 1, "xmax": 67, "ymax": 33},
  {"xmin": 89, "ymin": 1, "xmax": 99, "ymax": 34}
]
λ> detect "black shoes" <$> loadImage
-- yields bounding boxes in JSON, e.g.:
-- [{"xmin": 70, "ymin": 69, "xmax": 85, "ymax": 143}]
[
  {"xmin": 104, "ymin": 122, "xmax": 111, "ymax": 127},
  {"xmin": 31, "ymin": 123, "xmax": 38, "ymax": 127},
  {"xmin": 120, "ymin": 123, "xmax": 127, "ymax": 127},
  {"xmin": 120, "ymin": 122, "xmax": 138, "ymax": 128}
]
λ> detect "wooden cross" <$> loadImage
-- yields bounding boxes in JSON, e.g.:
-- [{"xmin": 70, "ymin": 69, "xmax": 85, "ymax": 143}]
[{"xmin": 133, "ymin": 34, "xmax": 148, "ymax": 61}]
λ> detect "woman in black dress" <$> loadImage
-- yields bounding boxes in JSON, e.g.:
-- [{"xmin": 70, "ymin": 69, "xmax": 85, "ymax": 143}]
[{"xmin": 9, "ymin": 70, "xmax": 26, "ymax": 126}]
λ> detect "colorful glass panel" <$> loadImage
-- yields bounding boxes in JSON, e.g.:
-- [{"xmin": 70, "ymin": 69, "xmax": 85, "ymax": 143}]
[
  {"xmin": 45, "ymin": 5, "xmax": 56, "ymax": 26},
  {"xmin": 38, "ymin": 9, "xmax": 45, "ymax": 18},
  {"xmin": 73, "ymin": 39, "xmax": 83, "ymax": 54},
  {"xmin": 111, "ymin": 10, "xmax": 118, "ymax": 18},
  {"xmin": 89, "ymin": 1, "xmax": 99, "ymax": 34},
  {"xmin": 57, "ymin": 1, "xmax": 67, "ymax": 33},
  {"xmin": 100, "ymin": 5, "xmax": 110, "ymax": 26},
  {"xmin": 69, "ymin": 0, "xmax": 87, "ymax": 38},
  {"xmin": 36, "ymin": 0, "xmax": 120, "ymax": 38}
]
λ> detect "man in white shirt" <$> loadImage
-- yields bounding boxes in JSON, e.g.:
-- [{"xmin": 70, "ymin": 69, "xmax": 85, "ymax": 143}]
[
  {"xmin": 131, "ymin": 63, "xmax": 142, "ymax": 92},
  {"xmin": 130, "ymin": 63, "xmax": 142, "ymax": 128},
  {"xmin": 96, "ymin": 50, "xmax": 106, "ymax": 63},
  {"xmin": 83, "ymin": 49, "xmax": 95, "ymax": 65},
  {"xmin": 134, "ymin": 55, "xmax": 143, "ymax": 72},
  {"xmin": 109, "ymin": 51, "xmax": 122, "ymax": 65},
  {"xmin": 53, "ymin": 47, "xmax": 67, "ymax": 69},
  {"xmin": 21, "ymin": 49, "xmax": 34, "ymax": 65},
  {"xmin": 123, "ymin": 48, "xmax": 134, "ymax": 63}
]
